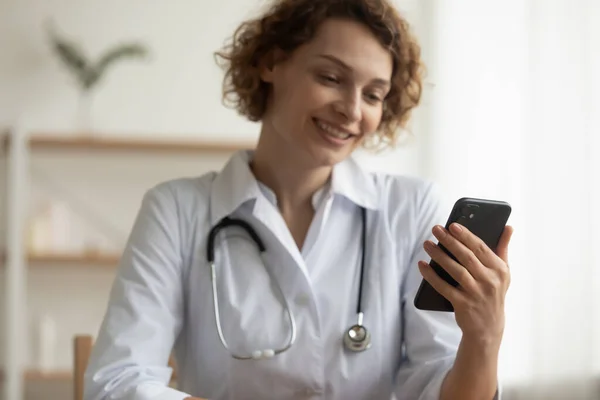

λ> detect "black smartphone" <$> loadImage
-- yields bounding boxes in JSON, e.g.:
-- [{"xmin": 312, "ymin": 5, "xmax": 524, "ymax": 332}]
[{"xmin": 413, "ymin": 197, "xmax": 512, "ymax": 312}]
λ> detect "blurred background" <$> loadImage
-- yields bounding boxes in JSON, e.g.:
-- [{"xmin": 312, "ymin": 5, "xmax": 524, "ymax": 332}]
[{"xmin": 0, "ymin": 0, "xmax": 598, "ymax": 399}]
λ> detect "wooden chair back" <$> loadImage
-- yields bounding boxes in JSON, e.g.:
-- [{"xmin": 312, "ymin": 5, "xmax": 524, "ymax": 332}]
[{"xmin": 73, "ymin": 335, "xmax": 93, "ymax": 400}]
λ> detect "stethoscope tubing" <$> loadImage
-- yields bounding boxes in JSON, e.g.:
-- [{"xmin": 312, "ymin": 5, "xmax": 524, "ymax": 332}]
[{"xmin": 207, "ymin": 207, "xmax": 369, "ymax": 359}]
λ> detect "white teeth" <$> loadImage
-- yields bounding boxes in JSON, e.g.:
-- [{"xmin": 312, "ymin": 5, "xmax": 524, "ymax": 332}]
[{"xmin": 316, "ymin": 119, "xmax": 351, "ymax": 139}]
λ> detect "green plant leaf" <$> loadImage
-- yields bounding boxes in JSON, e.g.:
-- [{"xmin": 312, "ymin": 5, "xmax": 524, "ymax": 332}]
[
  {"xmin": 45, "ymin": 20, "xmax": 150, "ymax": 91},
  {"xmin": 46, "ymin": 23, "xmax": 90, "ymax": 88},
  {"xmin": 89, "ymin": 44, "xmax": 148, "ymax": 87}
]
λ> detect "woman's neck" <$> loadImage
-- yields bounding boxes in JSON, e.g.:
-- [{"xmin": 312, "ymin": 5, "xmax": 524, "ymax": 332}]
[
  {"xmin": 250, "ymin": 130, "xmax": 332, "ymax": 249},
  {"xmin": 250, "ymin": 143, "xmax": 331, "ymax": 214}
]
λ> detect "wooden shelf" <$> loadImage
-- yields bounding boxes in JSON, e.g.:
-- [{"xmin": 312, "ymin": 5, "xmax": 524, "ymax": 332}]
[
  {"xmin": 28, "ymin": 252, "xmax": 121, "ymax": 266},
  {"xmin": 1, "ymin": 251, "xmax": 121, "ymax": 267},
  {"xmin": 0, "ymin": 369, "xmax": 72, "ymax": 382},
  {"xmin": 2, "ymin": 132, "xmax": 256, "ymax": 154},
  {"xmin": 24, "ymin": 369, "xmax": 72, "ymax": 382}
]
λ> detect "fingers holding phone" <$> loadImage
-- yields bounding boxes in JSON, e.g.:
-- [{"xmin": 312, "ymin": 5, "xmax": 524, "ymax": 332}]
[
  {"xmin": 419, "ymin": 222, "xmax": 514, "ymax": 341},
  {"xmin": 413, "ymin": 197, "xmax": 512, "ymax": 315},
  {"xmin": 413, "ymin": 197, "xmax": 513, "ymax": 346}
]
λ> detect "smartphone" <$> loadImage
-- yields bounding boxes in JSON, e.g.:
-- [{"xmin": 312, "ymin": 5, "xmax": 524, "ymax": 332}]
[{"xmin": 413, "ymin": 197, "xmax": 512, "ymax": 312}]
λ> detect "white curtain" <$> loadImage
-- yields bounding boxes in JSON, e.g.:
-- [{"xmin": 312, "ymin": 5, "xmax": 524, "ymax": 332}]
[{"xmin": 422, "ymin": 1, "xmax": 600, "ymax": 399}]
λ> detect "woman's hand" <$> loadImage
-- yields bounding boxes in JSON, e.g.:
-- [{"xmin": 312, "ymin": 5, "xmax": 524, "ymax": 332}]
[{"xmin": 419, "ymin": 223, "xmax": 514, "ymax": 344}]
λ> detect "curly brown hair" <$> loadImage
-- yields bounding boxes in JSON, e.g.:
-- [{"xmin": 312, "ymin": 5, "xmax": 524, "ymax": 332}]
[{"xmin": 214, "ymin": 0, "xmax": 424, "ymax": 149}]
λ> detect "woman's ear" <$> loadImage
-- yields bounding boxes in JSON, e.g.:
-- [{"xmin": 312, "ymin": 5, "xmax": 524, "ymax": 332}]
[{"xmin": 259, "ymin": 48, "xmax": 286, "ymax": 83}]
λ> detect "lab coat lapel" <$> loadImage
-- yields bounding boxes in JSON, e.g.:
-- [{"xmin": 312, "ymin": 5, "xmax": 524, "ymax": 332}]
[{"xmin": 251, "ymin": 195, "xmax": 310, "ymax": 280}]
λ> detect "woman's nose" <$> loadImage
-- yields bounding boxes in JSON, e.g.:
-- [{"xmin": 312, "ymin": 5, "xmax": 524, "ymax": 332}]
[{"xmin": 333, "ymin": 91, "xmax": 362, "ymax": 122}]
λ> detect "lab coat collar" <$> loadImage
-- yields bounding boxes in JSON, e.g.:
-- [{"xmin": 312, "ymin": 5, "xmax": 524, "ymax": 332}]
[
  {"xmin": 331, "ymin": 155, "xmax": 379, "ymax": 211},
  {"xmin": 210, "ymin": 150, "xmax": 262, "ymax": 225},
  {"xmin": 209, "ymin": 150, "xmax": 378, "ymax": 225}
]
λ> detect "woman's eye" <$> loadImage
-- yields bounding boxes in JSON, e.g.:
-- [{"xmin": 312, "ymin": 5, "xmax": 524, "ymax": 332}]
[
  {"xmin": 320, "ymin": 74, "xmax": 339, "ymax": 84},
  {"xmin": 365, "ymin": 93, "xmax": 382, "ymax": 103}
]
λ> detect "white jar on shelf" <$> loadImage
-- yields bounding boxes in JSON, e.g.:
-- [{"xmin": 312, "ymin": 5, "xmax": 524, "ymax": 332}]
[
  {"xmin": 37, "ymin": 314, "xmax": 57, "ymax": 373},
  {"xmin": 27, "ymin": 205, "xmax": 53, "ymax": 255},
  {"xmin": 27, "ymin": 201, "xmax": 85, "ymax": 255},
  {"xmin": 48, "ymin": 201, "xmax": 76, "ymax": 253}
]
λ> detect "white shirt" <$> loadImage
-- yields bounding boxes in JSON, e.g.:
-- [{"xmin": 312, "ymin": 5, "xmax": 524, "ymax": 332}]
[{"xmin": 84, "ymin": 150, "xmax": 471, "ymax": 400}]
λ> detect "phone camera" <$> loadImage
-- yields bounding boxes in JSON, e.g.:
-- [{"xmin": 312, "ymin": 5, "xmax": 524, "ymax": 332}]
[{"xmin": 461, "ymin": 204, "xmax": 477, "ymax": 219}]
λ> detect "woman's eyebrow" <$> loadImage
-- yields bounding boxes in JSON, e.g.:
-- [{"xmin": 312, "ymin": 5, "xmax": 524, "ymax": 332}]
[{"xmin": 317, "ymin": 54, "xmax": 352, "ymax": 70}]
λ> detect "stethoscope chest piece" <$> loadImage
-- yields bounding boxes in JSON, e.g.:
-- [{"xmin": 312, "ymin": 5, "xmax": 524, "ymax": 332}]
[{"xmin": 343, "ymin": 324, "xmax": 371, "ymax": 352}]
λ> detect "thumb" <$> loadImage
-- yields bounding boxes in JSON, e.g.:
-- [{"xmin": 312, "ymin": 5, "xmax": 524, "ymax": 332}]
[{"xmin": 495, "ymin": 225, "xmax": 514, "ymax": 263}]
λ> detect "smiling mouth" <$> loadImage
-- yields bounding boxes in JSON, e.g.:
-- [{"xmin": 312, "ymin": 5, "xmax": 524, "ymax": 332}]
[{"xmin": 313, "ymin": 118, "xmax": 356, "ymax": 141}]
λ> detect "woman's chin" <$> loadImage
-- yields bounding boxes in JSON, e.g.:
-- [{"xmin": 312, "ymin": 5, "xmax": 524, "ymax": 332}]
[{"xmin": 306, "ymin": 142, "xmax": 355, "ymax": 167}]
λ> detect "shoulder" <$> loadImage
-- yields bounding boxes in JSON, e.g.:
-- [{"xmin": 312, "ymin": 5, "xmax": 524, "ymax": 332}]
[
  {"xmin": 140, "ymin": 171, "xmax": 218, "ymax": 221},
  {"xmin": 149, "ymin": 172, "xmax": 217, "ymax": 201},
  {"xmin": 371, "ymin": 171, "xmax": 443, "ymax": 214},
  {"xmin": 369, "ymin": 171, "xmax": 447, "ymax": 240}
]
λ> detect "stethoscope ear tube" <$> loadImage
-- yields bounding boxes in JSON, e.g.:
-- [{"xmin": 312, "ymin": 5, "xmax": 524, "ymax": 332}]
[{"xmin": 207, "ymin": 217, "xmax": 267, "ymax": 262}]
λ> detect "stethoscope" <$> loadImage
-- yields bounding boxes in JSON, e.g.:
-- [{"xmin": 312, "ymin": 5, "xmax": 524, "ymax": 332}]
[{"xmin": 206, "ymin": 207, "xmax": 371, "ymax": 360}]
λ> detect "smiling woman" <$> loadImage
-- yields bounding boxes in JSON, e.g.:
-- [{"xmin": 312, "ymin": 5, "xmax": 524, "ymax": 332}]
[
  {"xmin": 82, "ymin": 1, "xmax": 510, "ymax": 400},
  {"xmin": 214, "ymin": 0, "xmax": 424, "ymax": 153}
]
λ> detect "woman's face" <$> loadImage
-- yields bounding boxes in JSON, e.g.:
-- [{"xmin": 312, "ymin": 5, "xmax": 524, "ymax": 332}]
[{"xmin": 260, "ymin": 18, "xmax": 393, "ymax": 168}]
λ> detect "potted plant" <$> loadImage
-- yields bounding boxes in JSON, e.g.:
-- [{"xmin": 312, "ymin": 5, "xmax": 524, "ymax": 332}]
[{"xmin": 46, "ymin": 22, "xmax": 149, "ymax": 133}]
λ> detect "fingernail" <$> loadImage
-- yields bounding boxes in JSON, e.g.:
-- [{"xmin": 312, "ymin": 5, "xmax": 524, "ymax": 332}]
[
  {"xmin": 450, "ymin": 223, "xmax": 462, "ymax": 234},
  {"xmin": 418, "ymin": 261, "xmax": 428, "ymax": 269},
  {"xmin": 433, "ymin": 225, "xmax": 445, "ymax": 236}
]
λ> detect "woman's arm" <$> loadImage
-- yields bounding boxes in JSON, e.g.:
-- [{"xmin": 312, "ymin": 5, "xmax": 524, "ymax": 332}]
[
  {"xmin": 420, "ymin": 222, "xmax": 513, "ymax": 400},
  {"xmin": 84, "ymin": 184, "xmax": 193, "ymax": 400},
  {"xmin": 439, "ymin": 336, "xmax": 500, "ymax": 400}
]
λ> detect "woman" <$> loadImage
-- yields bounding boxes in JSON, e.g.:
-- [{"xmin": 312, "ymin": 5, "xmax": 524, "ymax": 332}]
[{"xmin": 85, "ymin": 0, "xmax": 513, "ymax": 399}]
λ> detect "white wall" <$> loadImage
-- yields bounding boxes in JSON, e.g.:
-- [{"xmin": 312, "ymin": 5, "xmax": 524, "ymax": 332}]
[
  {"xmin": 0, "ymin": 1, "xmax": 432, "ymax": 397},
  {"xmin": 426, "ymin": 2, "xmax": 600, "ymax": 398}
]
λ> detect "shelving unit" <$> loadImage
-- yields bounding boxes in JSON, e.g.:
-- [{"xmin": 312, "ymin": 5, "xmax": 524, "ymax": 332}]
[
  {"xmin": 26, "ymin": 252, "xmax": 121, "ymax": 266},
  {"xmin": 0, "ymin": 251, "xmax": 121, "ymax": 267},
  {"xmin": 2, "ymin": 133, "xmax": 254, "ymax": 154},
  {"xmin": 0, "ymin": 369, "xmax": 72, "ymax": 383},
  {"xmin": 1, "ymin": 127, "xmax": 255, "ymax": 400}
]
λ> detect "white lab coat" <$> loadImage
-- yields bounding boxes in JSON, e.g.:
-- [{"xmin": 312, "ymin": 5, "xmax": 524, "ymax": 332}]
[{"xmin": 84, "ymin": 150, "xmax": 490, "ymax": 400}]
